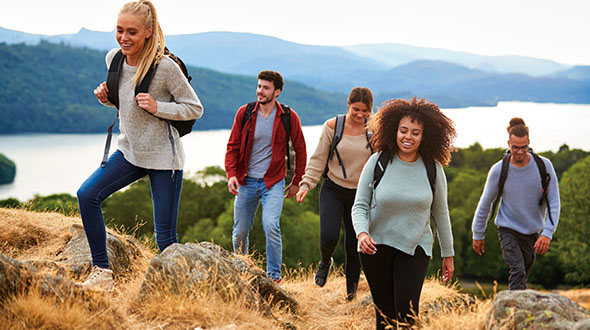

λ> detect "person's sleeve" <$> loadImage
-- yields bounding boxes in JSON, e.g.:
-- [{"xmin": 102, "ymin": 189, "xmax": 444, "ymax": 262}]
[
  {"xmin": 299, "ymin": 122, "xmax": 333, "ymax": 191},
  {"xmin": 472, "ymin": 163, "xmax": 501, "ymax": 240},
  {"xmin": 289, "ymin": 109, "xmax": 307, "ymax": 187},
  {"xmin": 432, "ymin": 162, "xmax": 454, "ymax": 257},
  {"xmin": 154, "ymin": 57, "xmax": 203, "ymax": 121},
  {"xmin": 541, "ymin": 158, "xmax": 560, "ymax": 238},
  {"xmin": 352, "ymin": 153, "xmax": 378, "ymax": 237},
  {"xmin": 224, "ymin": 107, "xmax": 245, "ymax": 179}
]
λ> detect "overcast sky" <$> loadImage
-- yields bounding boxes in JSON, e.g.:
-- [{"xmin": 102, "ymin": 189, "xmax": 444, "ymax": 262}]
[{"xmin": 1, "ymin": 0, "xmax": 589, "ymax": 65}]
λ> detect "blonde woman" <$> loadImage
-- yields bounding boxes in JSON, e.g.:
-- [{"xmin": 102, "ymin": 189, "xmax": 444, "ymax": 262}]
[
  {"xmin": 77, "ymin": 0, "xmax": 203, "ymax": 291},
  {"xmin": 296, "ymin": 87, "xmax": 373, "ymax": 300}
]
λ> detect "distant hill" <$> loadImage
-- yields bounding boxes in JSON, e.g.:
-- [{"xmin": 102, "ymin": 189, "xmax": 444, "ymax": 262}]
[
  {"xmin": 1, "ymin": 27, "xmax": 589, "ymax": 120},
  {"xmin": 1, "ymin": 27, "xmax": 584, "ymax": 88},
  {"xmin": 0, "ymin": 42, "xmax": 344, "ymax": 134},
  {"xmin": 344, "ymin": 43, "xmax": 570, "ymax": 77},
  {"xmin": 369, "ymin": 61, "xmax": 590, "ymax": 108}
]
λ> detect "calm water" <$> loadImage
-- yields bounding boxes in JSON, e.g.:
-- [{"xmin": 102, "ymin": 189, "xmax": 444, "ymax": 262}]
[{"xmin": 1, "ymin": 102, "xmax": 589, "ymax": 201}]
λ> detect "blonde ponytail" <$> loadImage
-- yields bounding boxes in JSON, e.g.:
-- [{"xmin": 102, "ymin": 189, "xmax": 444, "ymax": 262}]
[{"xmin": 119, "ymin": 0, "xmax": 165, "ymax": 85}]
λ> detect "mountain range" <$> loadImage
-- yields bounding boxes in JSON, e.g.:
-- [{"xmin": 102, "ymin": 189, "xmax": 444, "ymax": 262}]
[{"xmin": 0, "ymin": 27, "xmax": 589, "ymax": 134}]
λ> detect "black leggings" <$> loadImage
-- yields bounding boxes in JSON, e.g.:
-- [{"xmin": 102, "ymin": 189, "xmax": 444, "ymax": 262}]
[
  {"xmin": 318, "ymin": 178, "xmax": 360, "ymax": 293},
  {"xmin": 360, "ymin": 245, "xmax": 430, "ymax": 329}
]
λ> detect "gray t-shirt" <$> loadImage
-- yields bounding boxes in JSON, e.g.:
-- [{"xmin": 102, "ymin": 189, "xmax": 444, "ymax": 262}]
[{"xmin": 247, "ymin": 106, "xmax": 276, "ymax": 178}]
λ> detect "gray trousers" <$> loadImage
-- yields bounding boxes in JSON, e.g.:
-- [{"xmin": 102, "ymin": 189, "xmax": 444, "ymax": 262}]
[{"xmin": 497, "ymin": 227, "xmax": 539, "ymax": 290}]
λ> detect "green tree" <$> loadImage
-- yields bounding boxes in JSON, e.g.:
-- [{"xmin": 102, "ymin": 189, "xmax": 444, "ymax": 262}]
[
  {"xmin": 26, "ymin": 193, "xmax": 79, "ymax": 215},
  {"xmin": 553, "ymin": 156, "xmax": 590, "ymax": 285}
]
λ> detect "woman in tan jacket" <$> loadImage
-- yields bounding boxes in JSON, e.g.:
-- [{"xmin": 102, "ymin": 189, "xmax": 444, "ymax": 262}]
[{"xmin": 296, "ymin": 87, "xmax": 373, "ymax": 300}]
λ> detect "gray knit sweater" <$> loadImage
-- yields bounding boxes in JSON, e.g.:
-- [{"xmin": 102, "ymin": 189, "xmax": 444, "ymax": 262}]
[
  {"xmin": 352, "ymin": 152, "xmax": 455, "ymax": 258},
  {"xmin": 103, "ymin": 48, "xmax": 203, "ymax": 170}
]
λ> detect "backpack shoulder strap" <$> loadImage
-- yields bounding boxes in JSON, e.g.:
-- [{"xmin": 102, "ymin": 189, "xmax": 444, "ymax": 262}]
[
  {"xmin": 323, "ymin": 114, "xmax": 347, "ymax": 178},
  {"xmin": 371, "ymin": 149, "xmax": 391, "ymax": 190},
  {"xmin": 424, "ymin": 157, "xmax": 437, "ymax": 197},
  {"xmin": 280, "ymin": 103, "xmax": 292, "ymax": 171},
  {"xmin": 241, "ymin": 102, "xmax": 257, "ymax": 129},
  {"xmin": 530, "ymin": 149, "xmax": 554, "ymax": 225},
  {"xmin": 487, "ymin": 151, "xmax": 511, "ymax": 224},
  {"xmin": 329, "ymin": 114, "xmax": 346, "ymax": 159},
  {"xmin": 365, "ymin": 117, "xmax": 374, "ymax": 153},
  {"xmin": 106, "ymin": 50, "xmax": 125, "ymax": 108},
  {"xmin": 135, "ymin": 61, "xmax": 157, "ymax": 95}
]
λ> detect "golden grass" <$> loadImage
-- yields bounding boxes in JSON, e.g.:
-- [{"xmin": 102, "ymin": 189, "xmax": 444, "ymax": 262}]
[{"xmin": 1, "ymin": 207, "xmax": 587, "ymax": 329}]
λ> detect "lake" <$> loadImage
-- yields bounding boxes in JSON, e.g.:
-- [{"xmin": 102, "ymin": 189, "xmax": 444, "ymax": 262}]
[{"xmin": 1, "ymin": 101, "xmax": 589, "ymax": 201}]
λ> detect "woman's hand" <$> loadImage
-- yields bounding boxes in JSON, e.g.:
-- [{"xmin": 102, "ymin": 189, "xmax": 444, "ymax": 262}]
[
  {"xmin": 296, "ymin": 188, "xmax": 308, "ymax": 202},
  {"xmin": 358, "ymin": 232, "xmax": 377, "ymax": 255},
  {"xmin": 442, "ymin": 256, "xmax": 454, "ymax": 284},
  {"xmin": 136, "ymin": 93, "xmax": 157, "ymax": 114},
  {"xmin": 94, "ymin": 82, "xmax": 109, "ymax": 103}
]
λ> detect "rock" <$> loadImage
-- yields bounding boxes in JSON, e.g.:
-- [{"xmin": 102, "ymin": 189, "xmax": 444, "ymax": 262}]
[
  {"xmin": 139, "ymin": 242, "xmax": 299, "ymax": 313},
  {"xmin": 0, "ymin": 254, "xmax": 34, "ymax": 300},
  {"xmin": 486, "ymin": 289, "xmax": 590, "ymax": 330},
  {"xmin": 0, "ymin": 253, "xmax": 85, "ymax": 301},
  {"xmin": 199, "ymin": 242, "xmax": 299, "ymax": 312},
  {"xmin": 56, "ymin": 223, "xmax": 144, "ymax": 278}
]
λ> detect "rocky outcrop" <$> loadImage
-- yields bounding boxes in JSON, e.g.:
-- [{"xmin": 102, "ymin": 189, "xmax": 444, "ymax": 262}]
[
  {"xmin": 486, "ymin": 289, "xmax": 590, "ymax": 330},
  {"xmin": 0, "ymin": 254, "xmax": 84, "ymax": 301},
  {"xmin": 139, "ymin": 242, "xmax": 299, "ymax": 313},
  {"xmin": 56, "ymin": 223, "xmax": 144, "ymax": 278}
]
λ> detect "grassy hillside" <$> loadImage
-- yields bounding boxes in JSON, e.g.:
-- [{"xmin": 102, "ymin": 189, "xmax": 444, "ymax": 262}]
[
  {"xmin": 2, "ymin": 207, "xmax": 588, "ymax": 329},
  {"xmin": 0, "ymin": 42, "xmax": 344, "ymax": 134}
]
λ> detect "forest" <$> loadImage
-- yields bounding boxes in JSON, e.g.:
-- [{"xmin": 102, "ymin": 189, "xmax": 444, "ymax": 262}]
[{"xmin": 2, "ymin": 143, "xmax": 589, "ymax": 288}]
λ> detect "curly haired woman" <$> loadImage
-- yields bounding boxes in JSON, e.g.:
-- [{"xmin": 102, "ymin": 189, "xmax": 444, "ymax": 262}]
[{"xmin": 352, "ymin": 97, "xmax": 456, "ymax": 329}]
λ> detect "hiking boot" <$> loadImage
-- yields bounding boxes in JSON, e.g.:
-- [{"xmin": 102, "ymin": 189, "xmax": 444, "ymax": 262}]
[
  {"xmin": 82, "ymin": 266, "xmax": 114, "ymax": 292},
  {"xmin": 272, "ymin": 278, "xmax": 283, "ymax": 286},
  {"xmin": 314, "ymin": 257, "xmax": 333, "ymax": 287}
]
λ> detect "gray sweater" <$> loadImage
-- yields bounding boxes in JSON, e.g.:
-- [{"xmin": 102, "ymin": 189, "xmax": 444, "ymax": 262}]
[
  {"xmin": 103, "ymin": 48, "xmax": 203, "ymax": 170},
  {"xmin": 352, "ymin": 152, "xmax": 455, "ymax": 258},
  {"xmin": 472, "ymin": 153, "xmax": 560, "ymax": 239}
]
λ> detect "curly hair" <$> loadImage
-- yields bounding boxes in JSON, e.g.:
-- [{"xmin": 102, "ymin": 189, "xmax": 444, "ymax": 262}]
[{"xmin": 367, "ymin": 97, "xmax": 457, "ymax": 166}]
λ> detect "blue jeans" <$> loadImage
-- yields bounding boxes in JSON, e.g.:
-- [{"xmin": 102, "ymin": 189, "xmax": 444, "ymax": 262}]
[
  {"xmin": 232, "ymin": 177, "xmax": 285, "ymax": 280},
  {"xmin": 77, "ymin": 150, "xmax": 183, "ymax": 268}
]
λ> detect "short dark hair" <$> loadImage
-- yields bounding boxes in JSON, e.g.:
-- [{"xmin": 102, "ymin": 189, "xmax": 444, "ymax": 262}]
[{"xmin": 258, "ymin": 70, "xmax": 284, "ymax": 91}]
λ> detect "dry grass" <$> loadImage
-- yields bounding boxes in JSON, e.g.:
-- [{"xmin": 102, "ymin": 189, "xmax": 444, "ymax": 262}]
[{"xmin": 1, "ymin": 207, "xmax": 587, "ymax": 329}]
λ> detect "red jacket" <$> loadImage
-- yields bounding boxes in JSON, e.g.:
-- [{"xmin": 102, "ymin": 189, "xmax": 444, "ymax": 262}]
[{"xmin": 225, "ymin": 101, "xmax": 307, "ymax": 189}]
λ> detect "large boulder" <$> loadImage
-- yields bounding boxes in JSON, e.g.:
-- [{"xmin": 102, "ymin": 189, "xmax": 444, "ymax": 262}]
[
  {"xmin": 139, "ymin": 242, "xmax": 299, "ymax": 313},
  {"xmin": 486, "ymin": 289, "xmax": 590, "ymax": 330},
  {"xmin": 56, "ymin": 223, "xmax": 144, "ymax": 278}
]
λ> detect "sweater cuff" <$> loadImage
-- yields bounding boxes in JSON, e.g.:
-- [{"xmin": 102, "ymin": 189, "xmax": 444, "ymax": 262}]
[
  {"xmin": 541, "ymin": 229, "xmax": 554, "ymax": 239},
  {"xmin": 473, "ymin": 232, "xmax": 485, "ymax": 240}
]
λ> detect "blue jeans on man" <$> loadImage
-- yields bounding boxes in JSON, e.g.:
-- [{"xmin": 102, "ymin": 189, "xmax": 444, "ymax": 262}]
[
  {"xmin": 232, "ymin": 177, "xmax": 285, "ymax": 280},
  {"xmin": 77, "ymin": 150, "xmax": 183, "ymax": 268}
]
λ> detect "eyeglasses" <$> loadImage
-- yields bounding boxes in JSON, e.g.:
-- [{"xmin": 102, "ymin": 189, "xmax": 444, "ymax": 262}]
[{"xmin": 510, "ymin": 144, "xmax": 529, "ymax": 152}]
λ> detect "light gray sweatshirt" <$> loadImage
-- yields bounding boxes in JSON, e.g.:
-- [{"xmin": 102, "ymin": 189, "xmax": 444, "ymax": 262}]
[
  {"xmin": 103, "ymin": 48, "xmax": 203, "ymax": 170},
  {"xmin": 472, "ymin": 153, "xmax": 560, "ymax": 239},
  {"xmin": 352, "ymin": 152, "xmax": 455, "ymax": 258}
]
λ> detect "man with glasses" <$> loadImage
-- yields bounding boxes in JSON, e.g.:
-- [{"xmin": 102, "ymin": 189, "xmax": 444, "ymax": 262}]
[{"xmin": 471, "ymin": 117, "xmax": 560, "ymax": 290}]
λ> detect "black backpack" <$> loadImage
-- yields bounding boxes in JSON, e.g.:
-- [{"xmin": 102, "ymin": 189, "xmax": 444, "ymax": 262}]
[
  {"xmin": 487, "ymin": 148, "xmax": 554, "ymax": 225},
  {"xmin": 323, "ymin": 114, "xmax": 373, "ymax": 178},
  {"xmin": 241, "ymin": 101, "xmax": 293, "ymax": 172},
  {"xmin": 101, "ymin": 48, "xmax": 195, "ymax": 167},
  {"xmin": 369, "ymin": 149, "xmax": 437, "ymax": 197}
]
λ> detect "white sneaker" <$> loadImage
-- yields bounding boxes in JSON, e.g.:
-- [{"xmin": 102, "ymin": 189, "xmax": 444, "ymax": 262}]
[{"xmin": 82, "ymin": 266, "xmax": 114, "ymax": 292}]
